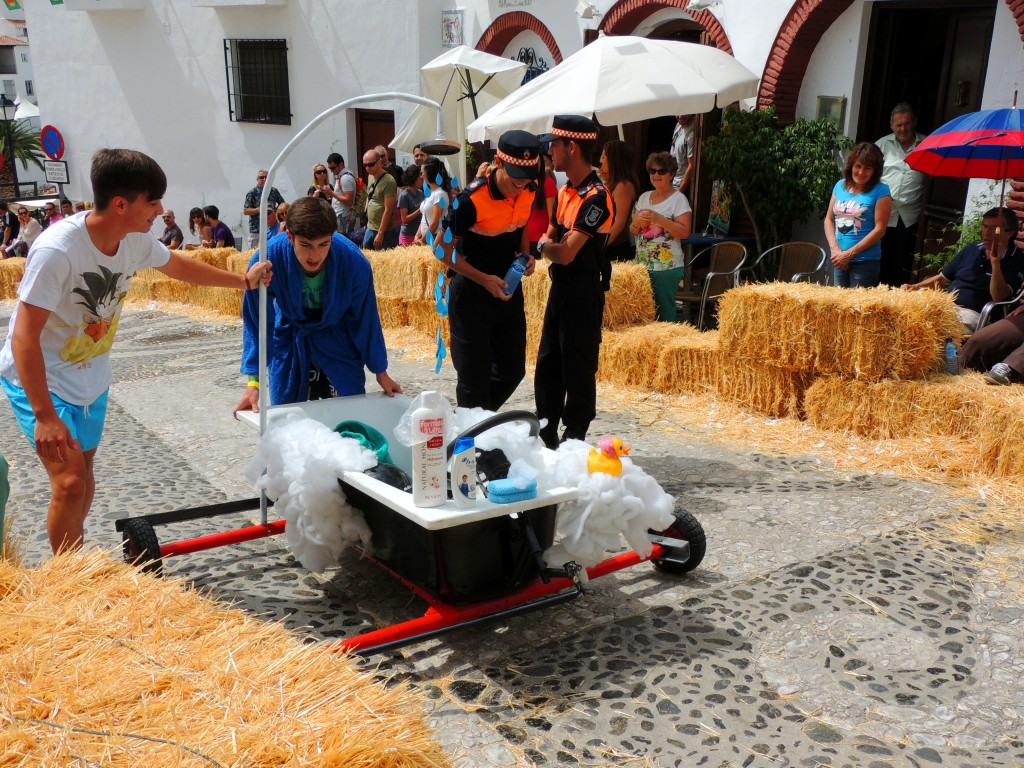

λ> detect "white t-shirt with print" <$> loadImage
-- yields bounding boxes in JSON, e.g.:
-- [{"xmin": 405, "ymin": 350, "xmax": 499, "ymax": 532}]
[
  {"xmin": 0, "ymin": 212, "xmax": 171, "ymax": 405},
  {"xmin": 633, "ymin": 190, "xmax": 692, "ymax": 271}
]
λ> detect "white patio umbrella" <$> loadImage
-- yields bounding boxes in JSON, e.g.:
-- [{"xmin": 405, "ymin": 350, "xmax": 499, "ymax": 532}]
[
  {"xmin": 466, "ymin": 36, "xmax": 760, "ymax": 142},
  {"xmin": 392, "ymin": 46, "xmax": 527, "ymax": 179}
]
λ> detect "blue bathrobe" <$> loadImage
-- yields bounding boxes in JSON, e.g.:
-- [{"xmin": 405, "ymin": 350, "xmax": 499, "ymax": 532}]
[{"xmin": 241, "ymin": 233, "xmax": 389, "ymax": 405}]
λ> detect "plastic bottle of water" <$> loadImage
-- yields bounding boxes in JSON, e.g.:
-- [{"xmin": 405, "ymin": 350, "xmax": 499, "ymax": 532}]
[
  {"xmin": 944, "ymin": 338, "xmax": 960, "ymax": 375},
  {"xmin": 502, "ymin": 254, "xmax": 529, "ymax": 295}
]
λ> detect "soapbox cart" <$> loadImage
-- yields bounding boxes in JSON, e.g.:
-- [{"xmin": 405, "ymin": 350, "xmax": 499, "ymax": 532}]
[{"xmin": 115, "ymin": 394, "xmax": 706, "ymax": 655}]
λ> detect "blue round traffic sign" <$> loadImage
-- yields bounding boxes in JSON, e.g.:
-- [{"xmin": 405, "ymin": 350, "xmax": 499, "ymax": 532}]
[{"xmin": 40, "ymin": 125, "xmax": 64, "ymax": 161}]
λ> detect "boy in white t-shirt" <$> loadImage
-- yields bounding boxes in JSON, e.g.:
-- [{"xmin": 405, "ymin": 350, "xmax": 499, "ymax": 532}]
[{"xmin": 0, "ymin": 148, "xmax": 272, "ymax": 554}]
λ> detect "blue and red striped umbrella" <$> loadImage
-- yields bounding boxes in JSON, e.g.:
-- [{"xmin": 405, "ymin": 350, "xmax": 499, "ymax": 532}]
[{"xmin": 905, "ymin": 107, "xmax": 1024, "ymax": 179}]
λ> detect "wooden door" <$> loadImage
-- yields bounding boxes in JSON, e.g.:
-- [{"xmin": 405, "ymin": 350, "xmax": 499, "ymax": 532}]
[
  {"xmin": 355, "ymin": 108, "xmax": 396, "ymax": 175},
  {"xmin": 916, "ymin": 8, "xmax": 996, "ymax": 270}
]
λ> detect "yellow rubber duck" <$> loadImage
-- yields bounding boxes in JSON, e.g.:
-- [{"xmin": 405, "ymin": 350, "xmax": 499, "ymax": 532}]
[{"xmin": 587, "ymin": 436, "xmax": 631, "ymax": 476}]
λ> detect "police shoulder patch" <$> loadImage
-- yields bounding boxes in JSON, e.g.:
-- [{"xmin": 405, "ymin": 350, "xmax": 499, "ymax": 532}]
[{"xmin": 584, "ymin": 205, "xmax": 603, "ymax": 228}]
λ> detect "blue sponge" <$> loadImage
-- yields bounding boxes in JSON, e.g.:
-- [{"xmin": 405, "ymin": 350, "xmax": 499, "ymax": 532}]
[{"xmin": 486, "ymin": 478, "xmax": 538, "ymax": 504}]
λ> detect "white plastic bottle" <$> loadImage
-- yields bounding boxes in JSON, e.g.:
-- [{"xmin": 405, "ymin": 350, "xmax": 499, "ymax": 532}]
[
  {"xmin": 451, "ymin": 436, "xmax": 477, "ymax": 508},
  {"xmin": 411, "ymin": 406, "xmax": 446, "ymax": 507}
]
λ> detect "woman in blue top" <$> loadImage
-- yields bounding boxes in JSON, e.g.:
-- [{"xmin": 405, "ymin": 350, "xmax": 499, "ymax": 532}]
[{"xmin": 824, "ymin": 142, "xmax": 892, "ymax": 288}]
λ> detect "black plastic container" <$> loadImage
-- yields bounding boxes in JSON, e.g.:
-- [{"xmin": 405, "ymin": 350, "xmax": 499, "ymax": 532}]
[{"xmin": 342, "ymin": 478, "xmax": 557, "ymax": 604}]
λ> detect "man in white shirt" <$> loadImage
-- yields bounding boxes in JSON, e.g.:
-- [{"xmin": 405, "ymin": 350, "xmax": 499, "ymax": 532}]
[
  {"xmin": 0, "ymin": 148, "xmax": 272, "ymax": 554},
  {"xmin": 877, "ymin": 103, "xmax": 927, "ymax": 287},
  {"xmin": 671, "ymin": 114, "xmax": 695, "ymax": 196}
]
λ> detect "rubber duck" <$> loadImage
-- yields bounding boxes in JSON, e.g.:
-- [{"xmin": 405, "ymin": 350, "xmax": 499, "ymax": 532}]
[{"xmin": 587, "ymin": 436, "xmax": 631, "ymax": 476}]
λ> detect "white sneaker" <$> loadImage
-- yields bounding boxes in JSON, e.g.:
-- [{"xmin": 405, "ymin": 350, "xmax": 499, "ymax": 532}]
[{"xmin": 984, "ymin": 362, "xmax": 1015, "ymax": 385}]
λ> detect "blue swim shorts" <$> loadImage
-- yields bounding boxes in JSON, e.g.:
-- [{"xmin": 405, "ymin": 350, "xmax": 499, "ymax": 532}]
[{"xmin": 1, "ymin": 378, "xmax": 109, "ymax": 452}]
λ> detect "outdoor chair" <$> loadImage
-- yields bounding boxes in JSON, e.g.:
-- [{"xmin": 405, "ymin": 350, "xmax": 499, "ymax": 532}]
[
  {"xmin": 976, "ymin": 281, "xmax": 1024, "ymax": 332},
  {"xmin": 676, "ymin": 241, "xmax": 747, "ymax": 330},
  {"xmin": 739, "ymin": 241, "xmax": 828, "ymax": 284}
]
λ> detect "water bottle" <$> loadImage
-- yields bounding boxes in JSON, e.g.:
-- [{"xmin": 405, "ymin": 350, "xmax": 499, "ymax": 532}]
[
  {"xmin": 502, "ymin": 253, "xmax": 529, "ymax": 295},
  {"xmin": 944, "ymin": 338, "xmax": 960, "ymax": 375}
]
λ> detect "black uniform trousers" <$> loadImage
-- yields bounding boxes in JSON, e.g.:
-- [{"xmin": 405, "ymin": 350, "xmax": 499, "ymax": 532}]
[
  {"xmin": 879, "ymin": 216, "xmax": 918, "ymax": 288},
  {"xmin": 448, "ymin": 274, "xmax": 527, "ymax": 411},
  {"xmin": 534, "ymin": 272, "xmax": 604, "ymax": 446}
]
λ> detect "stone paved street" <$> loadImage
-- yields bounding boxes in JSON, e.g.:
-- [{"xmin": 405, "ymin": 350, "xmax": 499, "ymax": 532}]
[{"xmin": 2, "ymin": 301, "xmax": 1023, "ymax": 767}]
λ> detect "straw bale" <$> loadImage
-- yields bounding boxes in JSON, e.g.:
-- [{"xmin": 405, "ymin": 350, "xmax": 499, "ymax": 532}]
[
  {"xmin": 716, "ymin": 358, "xmax": 812, "ymax": 418},
  {"xmin": 406, "ymin": 299, "xmax": 450, "ymax": 347},
  {"xmin": 0, "ymin": 256, "xmax": 25, "ymax": 300},
  {"xmin": 226, "ymin": 252, "xmax": 252, "ymax": 274},
  {"xmin": 125, "ymin": 268, "xmax": 242, "ymax": 318},
  {"xmin": 604, "ymin": 262, "xmax": 657, "ymax": 328},
  {"xmin": 366, "ymin": 246, "xmax": 438, "ymax": 300},
  {"xmin": 182, "ymin": 246, "xmax": 248, "ymax": 271},
  {"xmin": 804, "ymin": 372, "xmax": 1024, "ymax": 441},
  {"xmin": 598, "ymin": 323, "xmax": 689, "ymax": 390},
  {"xmin": 717, "ymin": 282, "xmax": 963, "ymax": 380},
  {"xmin": 522, "ymin": 258, "xmax": 552, "ymax": 327},
  {"xmin": 376, "ymin": 295, "xmax": 410, "ymax": 328},
  {"xmin": 652, "ymin": 327, "xmax": 721, "ymax": 395},
  {"xmin": 0, "ymin": 549, "xmax": 450, "ymax": 767}
]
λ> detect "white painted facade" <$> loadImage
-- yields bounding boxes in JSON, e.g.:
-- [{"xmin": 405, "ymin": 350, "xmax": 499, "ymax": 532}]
[
  {"xmin": 21, "ymin": 0, "xmax": 445, "ymax": 240},
  {"xmin": 17, "ymin": 0, "xmax": 1024, "ymax": 241}
]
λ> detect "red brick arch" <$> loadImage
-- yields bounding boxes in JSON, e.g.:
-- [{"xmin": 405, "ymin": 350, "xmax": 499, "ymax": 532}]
[
  {"xmin": 600, "ymin": 0, "xmax": 733, "ymax": 54},
  {"xmin": 476, "ymin": 11, "xmax": 563, "ymax": 64},
  {"xmin": 759, "ymin": 0, "xmax": 1024, "ymax": 124}
]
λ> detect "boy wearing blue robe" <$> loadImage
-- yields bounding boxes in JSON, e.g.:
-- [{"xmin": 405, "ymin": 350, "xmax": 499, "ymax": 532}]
[{"xmin": 235, "ymin": 197, "xmax": 401, "ymax": 413}]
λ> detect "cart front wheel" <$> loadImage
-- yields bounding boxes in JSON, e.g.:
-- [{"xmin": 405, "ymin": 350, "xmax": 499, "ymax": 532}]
[
  {"xmin": 122, "ymin": 518, "xmax": 163, "ymax": 576},
  {"xmin": 651, "ymin": 509, "xmax": 705, "ymax": 575}
]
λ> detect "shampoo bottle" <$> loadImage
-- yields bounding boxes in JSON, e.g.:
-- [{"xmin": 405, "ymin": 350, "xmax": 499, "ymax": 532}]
[
  {"xmin": 411, "ymin": 406, "xmax": 446, "ymax": 508},
  {"xmin": 451, "ymin": 436, "xmax": 477, "ymax": 508}
]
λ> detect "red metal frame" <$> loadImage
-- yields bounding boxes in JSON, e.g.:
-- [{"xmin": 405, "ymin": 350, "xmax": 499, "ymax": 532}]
[
  {"xmin": 151, "ymin": 519, "xmax": 667, "ymax": 655},
  {"xmin": 159, "ymin": 519, "xmax": 287, "ymax": 559},
  {"xmin": 328, "ymin": 544, "xmax": 665, "ymax": 654}
]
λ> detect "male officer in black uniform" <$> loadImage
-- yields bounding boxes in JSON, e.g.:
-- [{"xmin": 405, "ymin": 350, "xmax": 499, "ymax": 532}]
[
  {"xmin": 534, "ymin": 115, "xmax": 613, "ymax": 448},
  {"xmin": 442, "ymin": 130, "xmax": 540, "ymax": 410}
]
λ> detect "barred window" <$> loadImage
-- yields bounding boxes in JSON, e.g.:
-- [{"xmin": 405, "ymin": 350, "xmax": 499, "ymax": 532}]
[{"xmin": 223, "ymin": 39, "xmax": 291, "ymax": 125}]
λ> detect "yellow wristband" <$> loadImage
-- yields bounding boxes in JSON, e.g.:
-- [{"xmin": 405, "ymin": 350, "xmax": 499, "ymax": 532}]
[{"xmin": 247, "ymin": 380, "xmax": 259, "ymax": 388}]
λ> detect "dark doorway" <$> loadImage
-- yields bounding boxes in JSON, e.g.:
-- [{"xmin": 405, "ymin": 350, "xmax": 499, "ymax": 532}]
[
  {"xmin": 858, "ymin": 0, "xmax": 997, "ymax": 278},
  {"xmin": 355, "ymin": 109, "xmax": 396, "ymax": 175}
]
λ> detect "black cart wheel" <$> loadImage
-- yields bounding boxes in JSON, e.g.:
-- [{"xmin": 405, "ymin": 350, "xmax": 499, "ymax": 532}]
[
  {"xmin": 121, "ymin": 518, "xmax": 163, "ymax": 576},
  {"xmin": 651, "ymin": 509, "xmax": 706, "ymax": 575}
]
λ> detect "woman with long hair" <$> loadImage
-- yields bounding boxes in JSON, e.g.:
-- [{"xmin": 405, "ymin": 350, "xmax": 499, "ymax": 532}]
[
  {"xmin": 308, "ymin": 163, "xmax": 332, "ymax": 202},
  {"xmin": 414, "ymin": 157, "xmax": 452, "ymax": 244},
  {"xmin": 527, "ymin": 154, "xmax": 557, "ymax": 256},
  {"xmin": 599, "ymin": 140, "xmax": 641, "ymax": 262},
  {"xmin": 182, "ymin": 206, "xmax": 212, "ymax": 250},
  {"xmin": 630, "ymin": 151, "xmax": 692, "ymax": 321},
  {"xmin": 824, "ymin": 142, "xmax": 892, "ymax": 288}
]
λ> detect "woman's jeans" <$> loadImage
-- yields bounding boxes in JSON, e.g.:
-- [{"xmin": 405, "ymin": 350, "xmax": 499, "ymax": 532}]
[{"xmin": 833, "ymin": 260, "xmax": 881, "ymax": 288}]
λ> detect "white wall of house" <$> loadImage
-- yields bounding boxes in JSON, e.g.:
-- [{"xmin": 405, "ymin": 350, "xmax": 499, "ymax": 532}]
[{"xmin": 21, "ymin": 0, "xmax": 443, "ymax": 241}]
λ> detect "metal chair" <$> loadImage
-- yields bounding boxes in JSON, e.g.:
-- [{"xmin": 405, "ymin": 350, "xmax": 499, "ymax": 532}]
[
  {"xmin": 676, "ymin": 240, "xmax": 747, "ymax": 329},
  {"xmin": 976, "ymin": 281, "xmax": 1024, "ymax": 331},
  {"xmin": 740, "ymin": 241, "xmax": 828, "ymax": 284}
]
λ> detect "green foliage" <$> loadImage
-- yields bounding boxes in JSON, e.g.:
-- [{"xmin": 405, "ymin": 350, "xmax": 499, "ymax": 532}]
[
  {"xmin": 0, "ymin": 119, "xmax": 45, "ymax": 174},
  {"xmin": 703, "ymin": 105, "xmax": 853, "ymax": 256}
]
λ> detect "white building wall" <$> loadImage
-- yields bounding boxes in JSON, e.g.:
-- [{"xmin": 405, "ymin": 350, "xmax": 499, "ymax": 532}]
[{"xmin": 21, "ymin": 0, "xmax": 441, "ymax": 240}]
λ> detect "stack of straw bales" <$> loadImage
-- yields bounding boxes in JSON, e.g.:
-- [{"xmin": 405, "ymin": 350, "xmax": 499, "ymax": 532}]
[
  {"xmin": 711, "ymin": 283, "xmax": 963, "ymax": 417},
  {"xmin": 0, "ymin": 549, "xmax": 450, "ymax": 767},
  {"xmin": 599, "ymin": 322, "xmax": 718, "ymax": 395},
  {"xmin": 126, "ymin": 248, "xmax": 255, "ymax": 317}
]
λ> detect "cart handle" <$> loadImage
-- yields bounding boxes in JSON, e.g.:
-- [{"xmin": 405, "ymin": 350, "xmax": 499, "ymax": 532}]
[{"xmin": 446, "ymin": 410, "xmax": 540, "ymax": 460}]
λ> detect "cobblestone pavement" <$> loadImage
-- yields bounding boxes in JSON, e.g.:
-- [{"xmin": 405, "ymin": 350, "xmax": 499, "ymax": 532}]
[{"xmin": 3, "ymin": 302, "xmax": 1023, "ymax": 768}]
